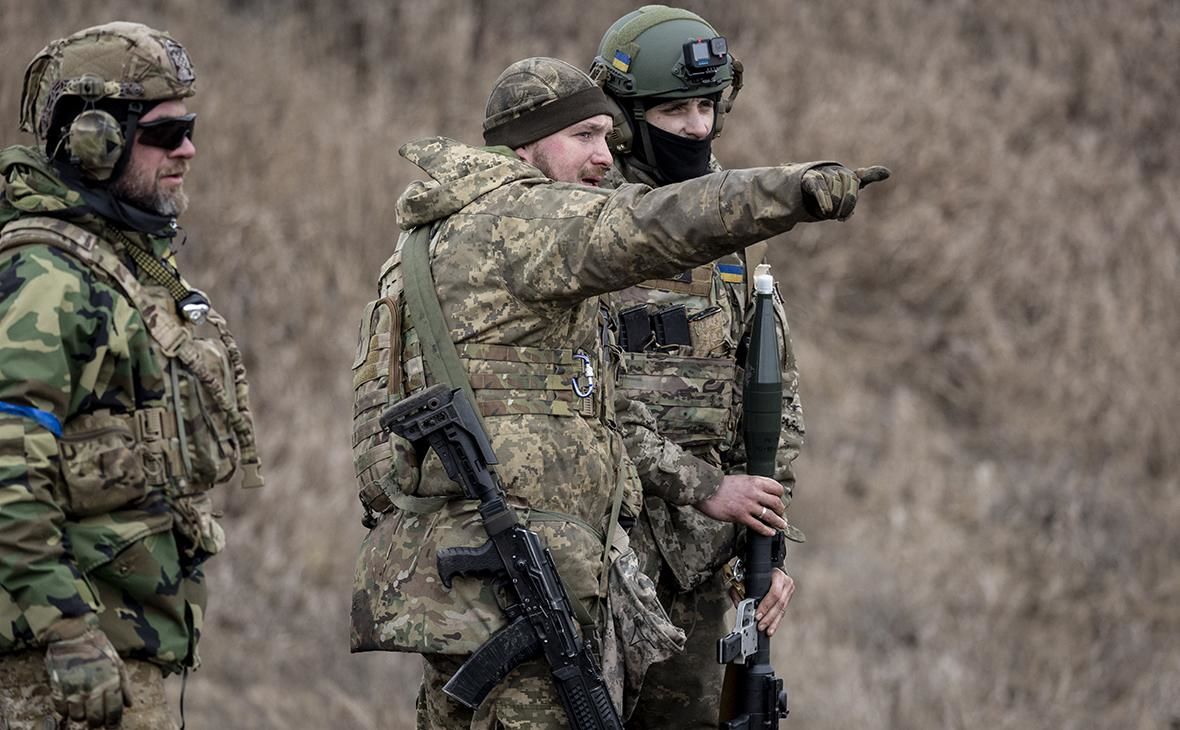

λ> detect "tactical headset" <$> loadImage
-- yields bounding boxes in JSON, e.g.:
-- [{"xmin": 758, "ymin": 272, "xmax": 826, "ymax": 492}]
[
  {"xmin": 21, "ymin": 23, "xmax": 198, "ymax": 186},
  {"xmin": 47, "ymin": 74, "xmax": 145, "ymax": 182}
]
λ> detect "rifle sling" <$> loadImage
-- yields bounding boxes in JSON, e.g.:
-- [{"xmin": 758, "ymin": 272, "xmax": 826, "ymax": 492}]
[
  {"xmin": 399, "ymin": 223, "xmax": 615, "ymax": 625},
  {"xmin": 400, "ymin": 224, "xmax": 486, "ymax": 430}
]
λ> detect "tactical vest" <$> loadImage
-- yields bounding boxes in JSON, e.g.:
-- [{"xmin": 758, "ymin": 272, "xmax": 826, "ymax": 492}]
[
  {"xmin": 0, "ymin": 217, "xmax": 263, "ymax": 557},
  {"xmin": 352, "ymin": 227, "xmax": 616, "ymax": 520},
  {"xmin": 608, "ymin": 245, "xmax": 786, "ymax": 592},
  {"xmin": 611, "ymin": 247, "xmax": 764, "ymax": 466}
]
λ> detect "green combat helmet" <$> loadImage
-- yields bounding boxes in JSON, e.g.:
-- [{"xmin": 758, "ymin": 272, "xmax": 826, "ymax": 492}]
[
  {"xmin": 20, "ymin": 21, "xmax": 196, "ymax": 182},
  {"xmin": 589, "ymin": 5, "xmax": 743, "ymax": 182}
]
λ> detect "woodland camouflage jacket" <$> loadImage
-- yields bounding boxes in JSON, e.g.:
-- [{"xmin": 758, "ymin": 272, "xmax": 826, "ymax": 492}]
[
  {"xmin": 0, "ymin": 146, "xmax": 254, "ymax": 673},
  {"xmin": 350, "ymin": 137, "xmax": 822, "ymax": 656},
  {"xmin": 604, "ymin": 155, "xmax": 806, "ymax": 593}
]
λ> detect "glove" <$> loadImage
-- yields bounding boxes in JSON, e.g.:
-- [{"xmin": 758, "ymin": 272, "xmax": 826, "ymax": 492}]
[
  {"xmin": 44, "ymin": 617, "xmax": 132, "ymax": 728},
  {"xmin": 801, "ymin": 164, "xmax": 891, "ymax": 221}
]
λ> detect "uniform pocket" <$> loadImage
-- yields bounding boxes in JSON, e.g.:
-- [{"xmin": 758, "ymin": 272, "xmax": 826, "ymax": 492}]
[
  {"xmin": 688, "ymin": 305, "xmax": 730, "ymax": 357},
  {"xmin": 172, "ymin": 492, "xmax": 226, "ymax": 561},
  {"xmin": 175, "ymin": 339, "xmax": 240, "ymax": 489},
  {"xmin": 58, "ymin": 412, "xmax": 147, "ymax": 517}
]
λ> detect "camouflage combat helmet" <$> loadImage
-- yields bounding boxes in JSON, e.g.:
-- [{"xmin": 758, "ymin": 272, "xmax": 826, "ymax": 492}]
[
  {"xmin": 483, "ymin": 57, "xmax": 616, "ymax": 149},
  {"xmin": 19, "ymin": 21, "xmax": 196, "ymax": 181}
]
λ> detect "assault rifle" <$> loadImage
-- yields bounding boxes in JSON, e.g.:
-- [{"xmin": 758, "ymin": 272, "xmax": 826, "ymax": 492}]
[
  {"xmin": 717, "ymin": 264, "xmax": 790, "ymax": 728},
  {"xmin": 380, "ymin": 385, "xmax": 623, "ymax": 730}
]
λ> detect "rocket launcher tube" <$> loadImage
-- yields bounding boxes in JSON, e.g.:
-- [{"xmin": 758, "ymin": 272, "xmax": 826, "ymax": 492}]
[
  {"xmin": 718, "ymin": 263, "xmax": 790, "ymax": 727},
  {"xmin": 743, "ymin": 264, "xmax": 783, "ymax": 479}
]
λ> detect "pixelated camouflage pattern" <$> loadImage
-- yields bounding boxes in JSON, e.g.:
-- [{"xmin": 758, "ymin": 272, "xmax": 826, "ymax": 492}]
[
  {"xmin": 599, "ymin": 537, "xmax": 687, "ymax": 720},
  {"xmin": 0, "ymin": 651, "xmax": 176, "ymax": 730},
  {"xmin": 21, "ymin": 22, "xmax": 197, "ymax": 141},
  {"xmin": 351, "ymin": 137, "xmax": 822, "ymax": 661},
  {"xmin": 0, "ymin": 146, "xmax": 248, "ymax": 674},
  {"xmin": 621, "ymin": 558, "xmax": 732, "ymax": 729}
]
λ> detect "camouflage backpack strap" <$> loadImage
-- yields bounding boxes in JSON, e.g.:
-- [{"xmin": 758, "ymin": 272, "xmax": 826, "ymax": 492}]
[
  {"xmin": 0, "ymin": 216, "xmax": 264, "ymax": 488},
  {"xmin": 200, "ymin": 309, "xmax": 265, "ymax": 488},
  {"xmin": 399, "ymin": 222, "xmax": 488, "ymax": 433}
]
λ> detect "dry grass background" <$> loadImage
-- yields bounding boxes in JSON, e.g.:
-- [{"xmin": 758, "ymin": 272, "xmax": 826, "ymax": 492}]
[{"xmin": 2, "ymin": 1, "xmax": 1178, "ymax": 728}]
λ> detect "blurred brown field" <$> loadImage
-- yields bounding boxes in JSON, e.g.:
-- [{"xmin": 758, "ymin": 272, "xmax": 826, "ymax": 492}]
[{"xmin": 2, "ymin": 0, "xmax": 1178, "ymax": 728}]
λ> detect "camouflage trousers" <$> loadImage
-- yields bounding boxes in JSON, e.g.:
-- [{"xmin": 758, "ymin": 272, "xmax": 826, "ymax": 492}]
[
  {"xmin": 0, "ymin": 651, "xmax": 177, "ymax": 730},
  {"xmin": 418, "ymin": 654, "xmax": 570, "ymax": 730},
  {"xmin": 625, "ymin": 568, "xmax": 730, "ymax": 729}
]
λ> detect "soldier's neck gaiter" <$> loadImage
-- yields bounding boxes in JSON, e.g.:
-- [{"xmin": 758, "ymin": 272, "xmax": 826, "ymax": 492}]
[
  {"xmin": 641, "ymin": 124, "xmax": 713, "ymax": 184},
  {"xmin": 56, "ymin": 162, "xmax": 176, "ymax": 237}
]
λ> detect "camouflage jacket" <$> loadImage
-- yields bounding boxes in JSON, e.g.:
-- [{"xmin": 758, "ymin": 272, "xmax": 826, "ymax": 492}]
[
  {"xmin": 0, "ymin": 146, "xmax": 259, "ymax": 673},
  {"xmin": 603, "ymin": 156, "xmax": 806, "ymax": 593},
  {"xmin": 350, "ymin": 137, "xmax": 823, "ymax": 656}
]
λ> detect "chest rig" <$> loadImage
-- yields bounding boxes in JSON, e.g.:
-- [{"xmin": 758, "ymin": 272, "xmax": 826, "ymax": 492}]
[
  {"xmin": 610, "ymin": 259, "xmax": 745, "ymax": 465},
  {"xmin": 0, "ymin": 217, "xmax": 264, "ymax": 497}
]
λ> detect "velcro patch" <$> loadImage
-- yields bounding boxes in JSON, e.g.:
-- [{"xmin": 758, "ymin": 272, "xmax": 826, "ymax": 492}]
[{"xmin": 716, "ymin": 263, "xmax": 744, "ymax": 284}]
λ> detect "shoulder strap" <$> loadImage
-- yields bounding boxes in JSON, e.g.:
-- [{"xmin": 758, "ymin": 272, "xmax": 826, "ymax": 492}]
[
  {"xmin": 0, "ymin": 217, "xmax": 192, "ymax": 353},
  {"xmin": 399, "ymin": 223, "xmax": 489, "ymax": 432},
  {"xmin": 0, "ymin": 216, "xmax": 264, "ymax": 488}
]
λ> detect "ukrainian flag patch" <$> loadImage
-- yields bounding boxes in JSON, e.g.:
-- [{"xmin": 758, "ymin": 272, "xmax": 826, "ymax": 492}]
[
  {"xmin": 717, "ymin": 263, "xmax": 744, "ymax": 283},
  {"xmin": 612, "ymin": 51, "xmax": 632, "ymax": 72}
]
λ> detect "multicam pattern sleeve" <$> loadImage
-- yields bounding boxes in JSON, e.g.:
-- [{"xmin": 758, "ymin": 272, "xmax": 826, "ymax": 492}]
[
  {"xmin": 613, "ymin": 394, "xmax": 724, "ymax": 506},
  {"xmin": 0, "ymin": 245, "xmax": 109, "ymax": 641}
]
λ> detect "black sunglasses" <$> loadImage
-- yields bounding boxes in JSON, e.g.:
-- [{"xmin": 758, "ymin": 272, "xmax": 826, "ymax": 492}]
[{"xmin": 136, "ymin": 113, "xmax": 196, "ymax": 150}]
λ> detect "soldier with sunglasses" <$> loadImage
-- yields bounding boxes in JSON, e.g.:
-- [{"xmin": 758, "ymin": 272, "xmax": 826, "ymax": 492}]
[{"xmin": 0, "ymin": 22, "xmax": 264, "ymax": 729}]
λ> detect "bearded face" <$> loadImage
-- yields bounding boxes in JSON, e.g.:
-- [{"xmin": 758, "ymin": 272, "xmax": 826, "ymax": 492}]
[
  {"xmin": 111, "ymin": 153, "xmax": 190, "ymax": 216},
  {"xmin": 109, "ymin": 99, "xmax": 195, "ymax": 217}
]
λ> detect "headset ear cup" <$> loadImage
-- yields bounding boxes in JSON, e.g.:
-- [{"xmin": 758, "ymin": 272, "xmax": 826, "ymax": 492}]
[
  {"xmin": 607, "ymin": 123, "xmax": 633, "ymax": 155},
  {"xmin": 66, "ymin": 109, "xmax": 124, "ymax": 181},
  {"xmin": 604, "ymin": 96, "xmax": 633, "ymax": 155}
]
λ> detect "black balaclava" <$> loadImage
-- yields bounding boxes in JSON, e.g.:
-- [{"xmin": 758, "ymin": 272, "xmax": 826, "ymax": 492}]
[{"xmin": 628, "ymin": 94, "xmax": 718, "ymax": 184}]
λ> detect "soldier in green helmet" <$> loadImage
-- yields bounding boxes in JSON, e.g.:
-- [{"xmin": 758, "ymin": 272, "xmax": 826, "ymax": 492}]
[
  {"xmin": 0, "ymin": 22, "xmax": 264, "ymax": 729},
  {"xmin": 587, "ymin": 6, "xmax": 886, "ymax": 727}
]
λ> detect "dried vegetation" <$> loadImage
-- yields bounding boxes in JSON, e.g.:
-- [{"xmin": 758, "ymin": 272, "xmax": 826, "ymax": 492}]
[{"xmin": 1, "ymin": 0, "xmax": 1177, "ymax": 727}]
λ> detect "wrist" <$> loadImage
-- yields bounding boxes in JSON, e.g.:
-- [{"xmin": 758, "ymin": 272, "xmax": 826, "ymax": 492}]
[{"xmin": 43, "ymin": 613, "xmax": 99, "ymax": 643}]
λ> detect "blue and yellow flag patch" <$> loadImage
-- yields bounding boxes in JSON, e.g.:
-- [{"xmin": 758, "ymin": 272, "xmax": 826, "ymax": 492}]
[
  {"xmin": 717, "ymin": 263, "xmax": 744, "ymax": 284},
  {"xmin": 612, "ymin": 51, "xmax": 632, "ymax": 72}
]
